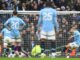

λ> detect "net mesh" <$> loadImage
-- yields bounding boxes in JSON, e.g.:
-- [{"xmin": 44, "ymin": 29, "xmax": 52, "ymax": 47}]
[{"xmin": 0, "ymin": 10, "xmax": 80, "ymax": 51}]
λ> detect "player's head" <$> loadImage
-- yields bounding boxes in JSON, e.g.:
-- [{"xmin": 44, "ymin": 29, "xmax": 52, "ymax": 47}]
[
  {"xmin": 13, "ymin": 10, "xmax": 18, "ymax": 16},
  {"xmin": 46, "ymin": 1, "xmax": 52, "ymax": 7},
  {"xmin": 71, "ymin": 24, "xmax": 77, "ymax": 29},
  {"xmin": 69, "ymin": 24, "xmax": 77, "ymax": 33}
]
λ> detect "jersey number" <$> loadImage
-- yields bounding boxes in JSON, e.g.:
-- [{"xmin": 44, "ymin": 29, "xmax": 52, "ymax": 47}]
[
  {"xmin": 43, "ymin": 13, "xmax": 52, "ymax": 21},
  {"xmin": 12, "ymin": 22, "xmax": 19, "ymax": 29}
]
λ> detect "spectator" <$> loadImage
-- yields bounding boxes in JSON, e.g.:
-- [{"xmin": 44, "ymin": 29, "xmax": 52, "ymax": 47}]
[
  {"xmin": 0, "ymin": 0, "xmax": 80, "ymax": 11},
  {"xmin": 73, "ymin": 0, "xmax": 80, "ymax": 11}
]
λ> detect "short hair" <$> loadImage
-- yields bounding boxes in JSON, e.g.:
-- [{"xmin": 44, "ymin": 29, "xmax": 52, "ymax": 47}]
[
  {"xmin": 13, "ymin": 11, "xmax": 18, "ymax": 15},
  {"xmin": 71, "ymin": 24, "xmax": 77, "ymax": 29},
  {"xmin": 69, "ymin": 24, "xmax": 77, "ymax": 33},
  {"xmin": 46, "ymin": 1, "xmax": 52, "ymax": 7}
]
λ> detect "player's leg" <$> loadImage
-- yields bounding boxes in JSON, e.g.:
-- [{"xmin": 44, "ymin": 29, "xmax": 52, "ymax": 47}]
[
  {"xmin": 61, "ymin": 43, "xmax": 70, "ymax": 51},
  {"xmin": 3, "ymin": 43, "xmax": 9, "ymax": 57},
  {"xmin": 46, "ymin": 30, "xmax": 57, "ymax": 57},
  {"xmin": 50, "ymin": 40, "xmax": 56, "ymax": 52},
  {"xmin": 16, "ymin": 38, "xmax": 22, "ymax": 52},
  {"xmin": 47, "ymin": 30, "xmax": 56, "ymax": 52},
  {"xmin": 69, "ymin": 42, "xmax": 79, "ymax": 57},
  {"xmin": 10, "ymin": 39, "xmax": 16, "ymax": 52},
  {"xmin": 7, "ymin": 38, "xmax": 21, "ymax": 57},
  {"xmin": 0, "ymin": 45, "xmax": 2, "ymax": 56},
  {"xmin": 61, "ymin": 36, "xmax": 74, "ymax": 54},
  {"xmin": 14, "ymin": 38, "xmax": 22, "ymax": 57},
  {"xmin": 40, "ymin": 31, "xmax": 46, "ymax": 53},
  {"xmin": 0, "ymin": 34, "xmax": 3, "ymax": 56},
  {"xmin": 9, "ymin": 38, "xmax": 22, "ymax": 57},
  {"xmin": 3, "ymin": 37, "xmax": 12, "ymax": 57},
  {"xmin": 40, "ymin": 39, "xmax": 46, "ymax": 53},
  {"xmin": 61, "ymin": 43, "xmax": 71, "ymax": 58},
  {"xmin": 6, "ymin": 38, "xmax": 16, "ymax": 57},
  {"xmin": 62, "ymin": 42, "xmax": 78, "ymax": 57}
]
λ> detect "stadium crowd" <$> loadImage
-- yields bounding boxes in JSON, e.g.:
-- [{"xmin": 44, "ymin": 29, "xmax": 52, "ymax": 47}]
[
  {"xmin": 0, "ymin": 0, "xmax": 80, "ymax": 57},
  {"xmin": 0, "ymin": 0, "xmax": 80, "ymax": 11}
]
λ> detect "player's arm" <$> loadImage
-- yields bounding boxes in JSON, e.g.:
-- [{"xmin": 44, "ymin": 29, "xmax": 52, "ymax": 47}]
[
  {"xmin": 0, "ymin": 33, "xmax": 3, "ymax": 40},
  {"xmin": 19, "ymin": 19, "xmax": 26, "ymax": 30},
  {"xmin": 37, "ymin": 11, "xmax": 42, "ymax": 32},
  {"xmin": 68, "ymin": 28, "xmax": 74, "ymax": 41},
  {"xmin": 53, "ymin": 11, "xmax": 59, "ymax": 33},
  {"xmin": 4, "ymin": 19, "xmax": 10, "ymax": 27},
  {"xmin": 68, "ymin": 35, "xmax": 74, "ymax": 41},
  {"xmin": 20, "ymin": 19, "xmax": 26, "ymax": 26},
  {"xmin": 0, "ymin": 30, "xmax": 4, "ymax": 40}
]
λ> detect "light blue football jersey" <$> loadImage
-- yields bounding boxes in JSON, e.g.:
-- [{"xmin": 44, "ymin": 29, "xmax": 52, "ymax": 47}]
[
  {"xmin": 74, "ymin": 30, "xmax": 80, "ymax": 46},
  {"xmin": 38, "ymin": 7, "xmax": 59, "ymax": 32},
  {"xmin": 1, "ymin": 28, "xmax": 12, "ymax": 38},
  {"xmin": 4, "ymin": 16, "xmax": 25, "ymax": 30}
]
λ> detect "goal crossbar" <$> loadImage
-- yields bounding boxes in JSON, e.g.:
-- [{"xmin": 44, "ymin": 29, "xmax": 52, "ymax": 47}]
[{"xmin": 0, "ymin": 10, "xmax": 80, "ymax": 15}]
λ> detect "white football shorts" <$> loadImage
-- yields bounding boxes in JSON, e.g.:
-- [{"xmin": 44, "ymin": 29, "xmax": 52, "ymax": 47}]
[
  {"xmin": 39, "ymin": 30, "xmax": 56, "ymax": 40},
  {"xmin": 69, "ymin": 42, "xmax": 79, "ymax": 48}
]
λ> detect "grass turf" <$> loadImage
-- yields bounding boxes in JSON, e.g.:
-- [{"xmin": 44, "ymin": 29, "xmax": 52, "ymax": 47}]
[{"xmin": 0, "ymin": 58, "xmax": 80, "ymax": 60}]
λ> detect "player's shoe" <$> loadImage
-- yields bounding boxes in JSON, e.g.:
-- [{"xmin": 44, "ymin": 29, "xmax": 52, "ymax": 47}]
[
  {"xmin": 66, "ymin": 55, "xmax": 70, "ymax": 58},
  {"xmin": 49, "ymin": 52, "xmax": 56, "ymax": 58},
  {"xmin": 49, "ymin": 48, "xmax": 56, "ymax": 58},
  {"xmin": 19, "ymin": 52, "xmax": 26, "ymax": 57},
  {"xmin": 8, "ymin": 53, "xmax": 16, "ymax": 58}
]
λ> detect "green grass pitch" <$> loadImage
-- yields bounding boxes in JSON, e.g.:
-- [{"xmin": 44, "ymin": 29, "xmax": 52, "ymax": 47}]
[{"xmin": 0, "ymin": 58, "xmax": 80, "ymax": 60}]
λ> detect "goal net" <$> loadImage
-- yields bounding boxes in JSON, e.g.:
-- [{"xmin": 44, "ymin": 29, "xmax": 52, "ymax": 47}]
[{"xmin": 0, "ymin": 10, "xmax": 80, "ymax": 51}]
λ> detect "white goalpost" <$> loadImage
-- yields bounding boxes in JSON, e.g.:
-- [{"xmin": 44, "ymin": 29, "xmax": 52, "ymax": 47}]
[{"xmin": 0, "ymin": 10, "xmax": 80, "ymax": 15}]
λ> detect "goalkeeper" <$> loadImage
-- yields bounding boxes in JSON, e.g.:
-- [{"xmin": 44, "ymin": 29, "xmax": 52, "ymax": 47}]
[{"xmin": 31, "ymin": 44, "xmax": 41, "ymax": 57}]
